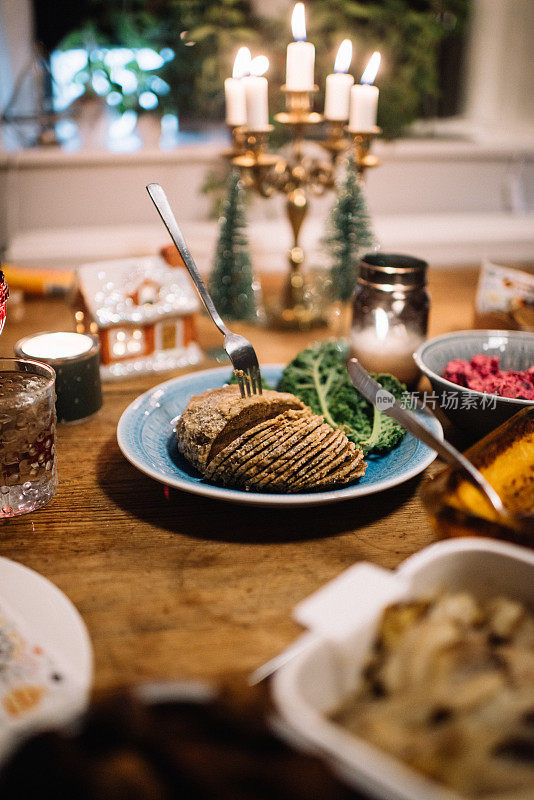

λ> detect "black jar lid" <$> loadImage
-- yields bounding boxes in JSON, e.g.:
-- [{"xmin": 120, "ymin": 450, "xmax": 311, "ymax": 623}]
[{"xmin": 359, "ymin": 253, "xmax": 428, "ymax": 290}]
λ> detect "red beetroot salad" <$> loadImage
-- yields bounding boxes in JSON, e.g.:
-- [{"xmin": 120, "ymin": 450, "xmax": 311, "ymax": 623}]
[{"xmin": 443, "ymin": 354, "xmax": 534, "ymax": 400}]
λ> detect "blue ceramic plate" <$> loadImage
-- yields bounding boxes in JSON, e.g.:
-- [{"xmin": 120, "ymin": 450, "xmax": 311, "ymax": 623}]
[{"xmin": 117, "ymin": 366, "xmax": 442, "ymax": 507}]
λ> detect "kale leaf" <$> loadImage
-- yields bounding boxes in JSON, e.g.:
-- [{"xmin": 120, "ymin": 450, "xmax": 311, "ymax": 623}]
[{"xmin": 277, "ymin": 341, "xmax": 407, "ymax": 454}]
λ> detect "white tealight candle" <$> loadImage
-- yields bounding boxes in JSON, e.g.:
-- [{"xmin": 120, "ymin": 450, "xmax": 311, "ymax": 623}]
[
  {"xmin": 225, "ymin": 47, "xmax": 251, "ymax": 126},
  {"xmin": 20, "ymin": 332, "xmax": 94, "ymax": 359},
  {"xmin": 350, "ymin": 309, "xmax": 422, "ymax": 384},
  {"xmin": 324, "ymin": 39, "xmax": 354, "ymax": 121},
  {"xmin": 348, "ymin": 51, "xmax": 381, "ymax": 131},
  {"xmin": 244, "ymin": 55, "xmax": 270, "ymax": 130},
  {"xmin": 286, "ymin": 3, "xmax": 315, "ymax": 91},
  {"xmin": 15, "ymin": 331, "xmax": 103, "ymax": 423}
]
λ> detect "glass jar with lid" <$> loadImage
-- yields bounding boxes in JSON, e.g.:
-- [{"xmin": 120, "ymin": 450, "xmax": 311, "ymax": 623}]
[{"xmin": 351, "ymin": 253, "xmax": 430, "ymax": 384}]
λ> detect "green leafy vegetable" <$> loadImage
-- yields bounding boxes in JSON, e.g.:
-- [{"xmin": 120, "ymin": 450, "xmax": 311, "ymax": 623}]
[
  {"xmin": 359, "ymin": 373, "xmax": 408, "ymax": 454},
  {"xmin": 278, "ymin": 341, "xmax": 407, "ymax": 454}
]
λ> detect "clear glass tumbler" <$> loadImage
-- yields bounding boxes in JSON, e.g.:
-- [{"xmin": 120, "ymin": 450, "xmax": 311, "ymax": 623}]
[{"xmin": 0, "ymin": 359, "xmax": 58, "ymax": 518}]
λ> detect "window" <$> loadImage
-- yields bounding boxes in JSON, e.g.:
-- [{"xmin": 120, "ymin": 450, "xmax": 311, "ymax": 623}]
[
  {"xmin": 108, "ymin": 327, "xmax": 145, "ymax": 360},
  {"xmin": 157, "ymin": 320, "xmax": 183, "ymax": 352}
]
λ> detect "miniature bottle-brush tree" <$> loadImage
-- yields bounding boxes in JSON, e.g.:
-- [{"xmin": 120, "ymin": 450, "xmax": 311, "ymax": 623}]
[
  {"xmin": 209, "ymin": 171, "xmax": 259, "ymax": 323},
  {"xmin": 325, "ymin": 157, "xmax": 376, "ymax": 304}
]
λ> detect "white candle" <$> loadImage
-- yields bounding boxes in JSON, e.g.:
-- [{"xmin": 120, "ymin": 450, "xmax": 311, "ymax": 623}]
[
  {"xmin": 324, "ymin": 39, "xmax": 354, "ymax": 121},
  {"xmin": 349, "ymin": 84, "xmax": 379, "ymax": 131},
  {"xmin": 225, "ymin": 47, "xmax": 251, "ymax": 126},
  {"xmin": 286, "ymin": 3, "xmax": 315, "ymax": 91},
  {"xmin": 16, "ymin": 331, "xmax": 102, "ymax": 423},
  {"xmin": 225, "ymin": 78, "xmax": 246, "ymax": 125},
  {"xmin": 20, "ymin": 332, "xmax": 94, "ymax": 360},
  {"xmin": 348, "ymin": 51, "xmax": 381, "ymax": 131},
  {"xmin": 350, "ymin": 309, "xmax": 422, "ymax": 384},
  {"xmin": 244, "ymin": 55, "xmax": 269, "ymax": 130}
]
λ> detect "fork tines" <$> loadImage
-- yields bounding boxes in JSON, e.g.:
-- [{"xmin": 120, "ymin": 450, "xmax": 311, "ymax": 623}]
[{"xmin": 234, "ymin": 368, "xmax": 262, "ymax": 398}]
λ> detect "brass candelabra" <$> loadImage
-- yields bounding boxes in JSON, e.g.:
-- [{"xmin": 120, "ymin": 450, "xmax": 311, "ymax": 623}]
[{"xmin": 228, "ymin": 87, "xmax": 381, "ymax": 330}]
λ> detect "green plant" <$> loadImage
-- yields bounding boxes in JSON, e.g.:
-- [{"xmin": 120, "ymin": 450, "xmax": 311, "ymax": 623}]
[
  {"xmin": 278, "ymin": 341, "xmax": 406, "ymax": 454},
  {"xmin": 359, "ymin": 372, "xmax": 409, "ymax": 453},
  {"xmin": 59, "ymin": 0, "xmax": 258, "ymax": 118},
  {"xmin": 58, "ymin": 0, "xmax": 468, "ymax": 137},
  {"xmin": 307, "ymin": 0, "xmax": 469, "ymax": 138},
  {"xmin": 325, "ymin": 156, "xmax": 375, "ymax": 303}
]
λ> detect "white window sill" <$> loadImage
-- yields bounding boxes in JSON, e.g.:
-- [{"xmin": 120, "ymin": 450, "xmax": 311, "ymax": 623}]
[{"xmin": 2, "ymin": 127, "xmax": 534, "ymax": 170}]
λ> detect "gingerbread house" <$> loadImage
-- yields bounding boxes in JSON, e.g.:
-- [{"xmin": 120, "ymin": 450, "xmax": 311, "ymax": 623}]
[{"xmin": 74, "ymin": 255, "xmax": 202, "ymax": 379}]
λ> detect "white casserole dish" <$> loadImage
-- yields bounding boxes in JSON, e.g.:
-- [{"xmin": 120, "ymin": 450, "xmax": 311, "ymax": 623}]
[{"xmin": 272, "ymin": 538, "xmax": 534, "ymax": 800}]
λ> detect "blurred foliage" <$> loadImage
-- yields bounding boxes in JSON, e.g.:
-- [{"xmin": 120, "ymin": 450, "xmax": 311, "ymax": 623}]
[
  {"xmin": 60, "ymin": 0, "xmax": 259, "ymax": 117},
  {"xmin": 59, "ymin": 0, "xmax": 468, "ymax": 137},
  {"xmin": 61, "ymin": 48, "xmax": 174, "ymax": 116},
  {"xmin": 306, "ymin": 0, "xmax": 469, "ymax": 137},
  {"xmin": 201, "ymin": 166, "xmax": 235, "ymax": 220}
]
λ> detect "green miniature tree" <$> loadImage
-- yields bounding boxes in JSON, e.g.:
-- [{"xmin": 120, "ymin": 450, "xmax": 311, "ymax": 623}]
[
  {"xmin": 325, "ymin": 157, "xmax": 376, "ymax": 303},
  {"xmin": 209, "ymin": 171, "xmax": 258, "ymax": 322}
]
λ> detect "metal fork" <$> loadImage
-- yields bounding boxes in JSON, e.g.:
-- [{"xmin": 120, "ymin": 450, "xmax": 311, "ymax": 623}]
[
  {"xmin": 347, "ymin": 358, "xmax": 515, "ymax": 525},
  {"xmin": 146, "ymin": 183, "xmax": 262, "ymax": 398}
]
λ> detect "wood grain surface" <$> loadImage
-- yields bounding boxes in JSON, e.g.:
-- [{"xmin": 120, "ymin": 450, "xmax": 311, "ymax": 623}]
[{"xmin": 0, "ymin": 269, "xmax": 479, "ymax": 692}]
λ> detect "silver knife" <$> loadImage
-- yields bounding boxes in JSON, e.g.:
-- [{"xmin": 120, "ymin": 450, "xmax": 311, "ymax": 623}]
[{"xmin": 346, "ymin": 357, "xmax": 510, "ymax": 521}]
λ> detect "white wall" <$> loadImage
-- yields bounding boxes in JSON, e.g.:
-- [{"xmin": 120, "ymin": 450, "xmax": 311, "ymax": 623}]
[{"xmin": 464, "ymin": 0, "xmax": 534, "ymax": 134}]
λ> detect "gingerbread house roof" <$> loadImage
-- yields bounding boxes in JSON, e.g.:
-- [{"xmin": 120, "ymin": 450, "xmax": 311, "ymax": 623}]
[{"xmin": 77, "ymin": 256, "xmax": 200, "ymax": 329}]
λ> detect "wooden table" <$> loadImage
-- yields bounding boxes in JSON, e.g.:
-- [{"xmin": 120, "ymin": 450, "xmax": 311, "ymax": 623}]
[{"xmin": 0, "ymin": 268, "xmax": 478, "ymax": 692}]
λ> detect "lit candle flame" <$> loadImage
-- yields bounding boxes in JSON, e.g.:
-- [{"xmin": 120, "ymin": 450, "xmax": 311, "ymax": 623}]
[
  {"xmin": 250, "ymin": 55, "xmax": 269, "ymax": 77},
  {"xmin": 361, "ymin": 51, "xmax": 381, "ymax": 85},
  {"xmin": 232, "ymin": 46, "xmax": 251, "ymax": 79},
  {"xmin": 375, "ymin": 307, "xmax": 389, "ymax": 341},
  {"xmin": 291, "ymin": 2, "xmax": 306, "ymax": 42},
  {"xmin": 334, "ymin": 39, "xmax": 352, "ymax": 74}
]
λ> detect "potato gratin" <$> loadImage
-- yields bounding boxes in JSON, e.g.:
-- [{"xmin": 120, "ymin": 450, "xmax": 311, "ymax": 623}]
[{"xmin": 332, "ymin": 592, "xmax": 534, "ymax": 799}]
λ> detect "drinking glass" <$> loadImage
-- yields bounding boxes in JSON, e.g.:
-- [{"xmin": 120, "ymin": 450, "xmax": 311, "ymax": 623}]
[{"xmin": 0, "ymin": 359, "xmax": 58, "ymax": 517}]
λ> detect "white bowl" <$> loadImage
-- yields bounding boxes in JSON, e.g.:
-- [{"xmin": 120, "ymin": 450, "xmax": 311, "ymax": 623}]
[{"xmin": 272, "ymin": 538, "xmax": 534, "ymax": 800}]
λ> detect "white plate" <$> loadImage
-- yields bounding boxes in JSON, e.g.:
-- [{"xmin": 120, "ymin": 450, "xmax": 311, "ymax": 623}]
[
  {"xmin": 117, "ymin": 365, "xmax": 442, "ymax": 507},
  {"xmin": 0, "ymin": 557, "xmax": 92, "ymax": 759}
]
